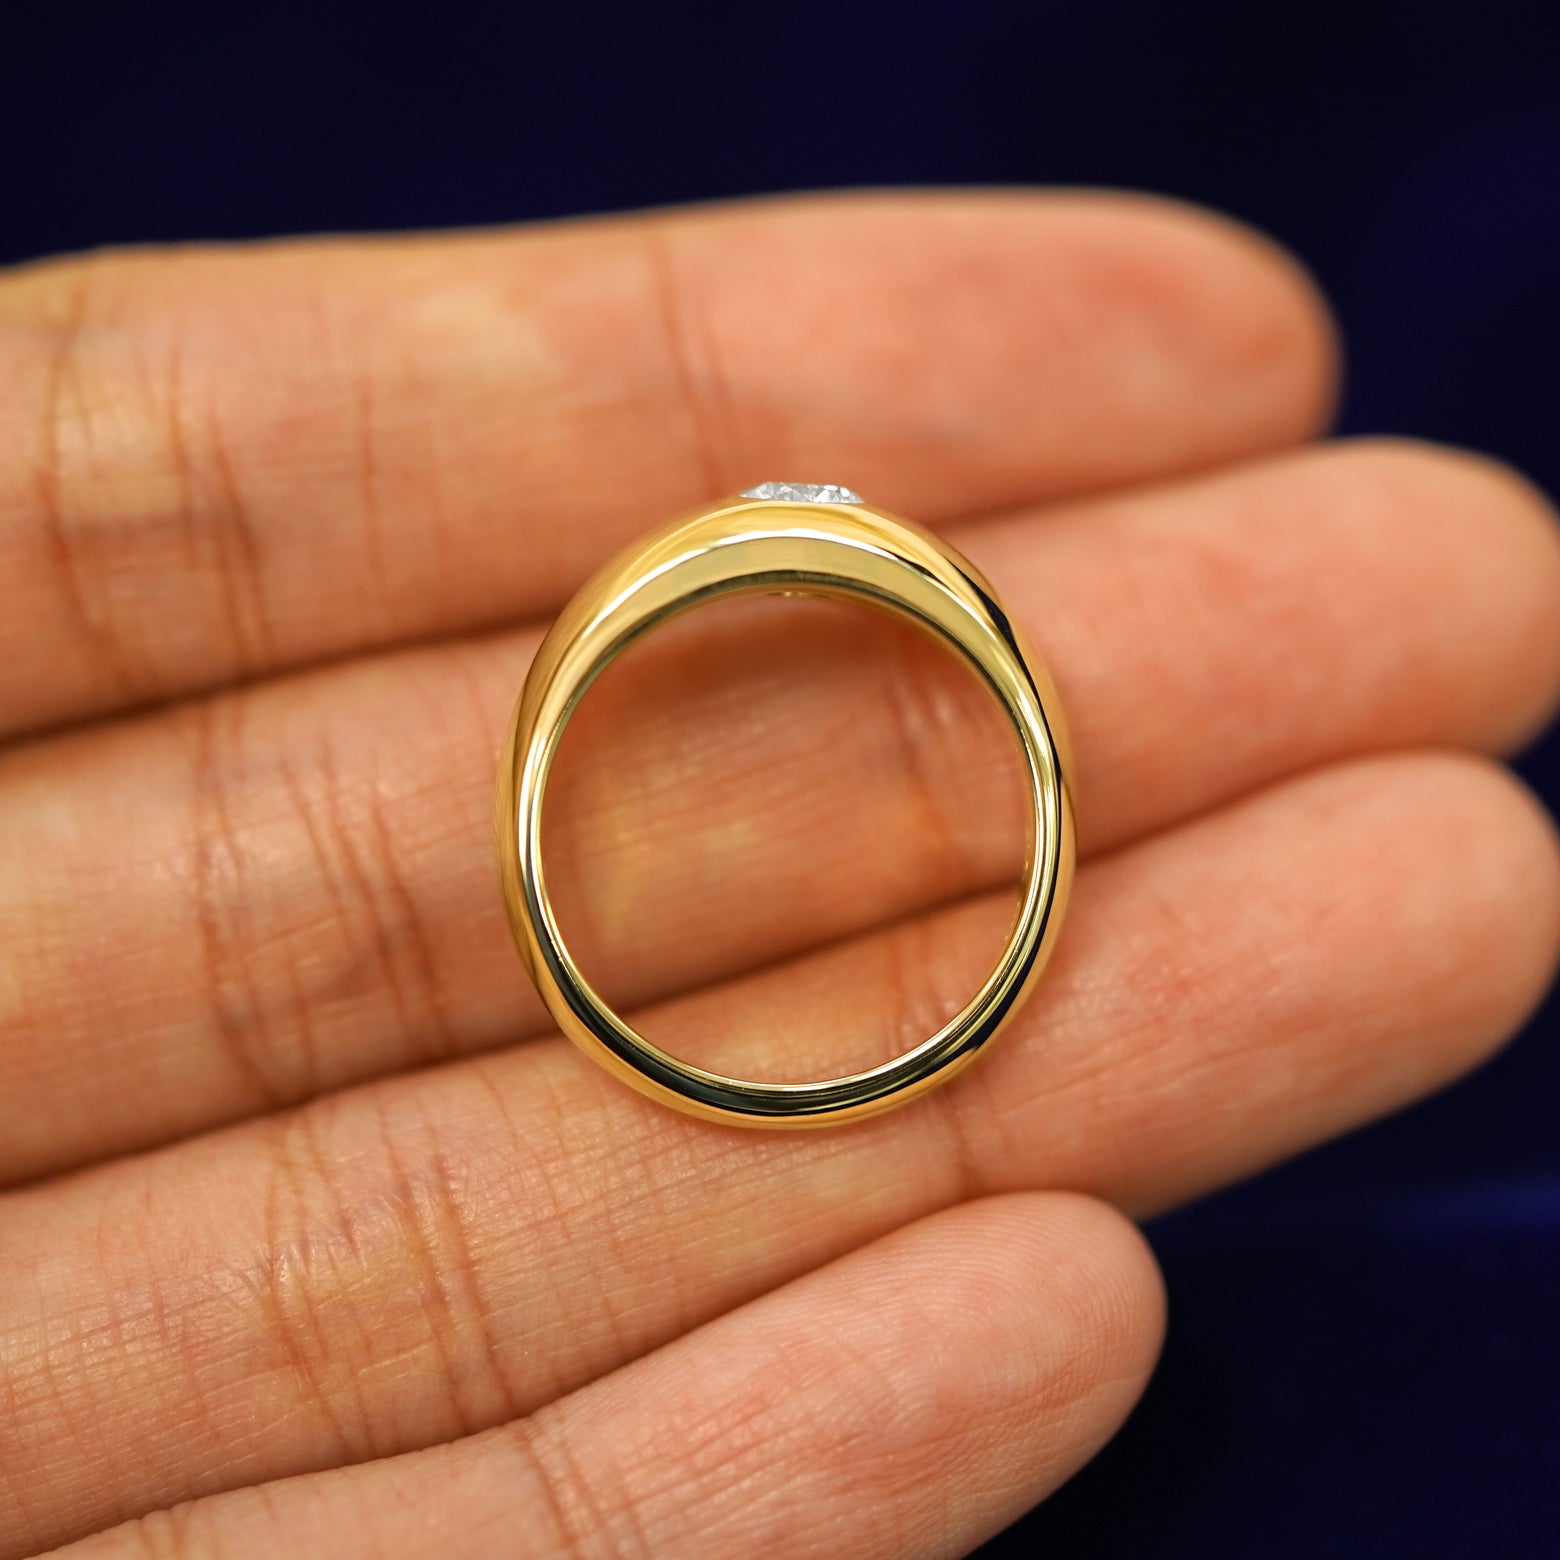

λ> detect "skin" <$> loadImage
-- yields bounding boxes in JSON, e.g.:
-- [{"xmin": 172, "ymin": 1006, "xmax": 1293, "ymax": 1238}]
[{"xmin": 0, "ymin": 189, "xmax": 1557, "ymax": 1559}]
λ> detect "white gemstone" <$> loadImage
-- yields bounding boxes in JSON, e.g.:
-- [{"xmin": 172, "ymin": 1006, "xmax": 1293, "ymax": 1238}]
[{"xmin": 740, "ymin": 481, "xmax": 864, "ymax": 505}]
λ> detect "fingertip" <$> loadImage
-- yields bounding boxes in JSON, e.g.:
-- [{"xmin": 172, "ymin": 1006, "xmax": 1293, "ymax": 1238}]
[
  {"xmin": 1438, "ymin": 753, "xmax": 1560, "ymax": 1048},
  {"xmin": 1273, "ymin": 750, "xmax": 1560, "ymax": 1089},
  {"xmin": 999, "ymin": 1191, "xmax": 1167, "ymax": 1402},
  {"xmin": 785, "ymin": 1191, "xmax": 1166, "ymax": 1554},
  {"xmin": 1040, "ymin": 189, "xmax": 1342, "ymax": 449},
  {"xmin": 925, "ymin": 1192, "xmax": 1166, "ymax": 1457},
  {"xmin": 1427, "ymin": 445, "xmax": 1560, "ymax": 751},
  {"xmin": 1310, "ymin": 439, "xmax": 1560, "ymax": 753}
]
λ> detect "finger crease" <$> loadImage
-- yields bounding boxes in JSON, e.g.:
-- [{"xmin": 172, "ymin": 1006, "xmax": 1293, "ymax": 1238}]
[
  {"xmin": 30, "ymin": 262, "xmax": 138, "ymax": 699},
  {"xmin": 641, "ymin": 227, "xmax": 730, "ymax": 503},
  {"xmin": 201, "ymin": 382, "xmax": 275, "ymax": 674},
  {"xmin": 188, "ymin": 698, "xmax": 292, "ymax": 1110}
]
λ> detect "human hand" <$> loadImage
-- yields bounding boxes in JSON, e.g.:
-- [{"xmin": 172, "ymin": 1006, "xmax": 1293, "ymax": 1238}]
[{"xmin": 2, "ymin": 192, "xmax": 1558, "ymax": 1558}]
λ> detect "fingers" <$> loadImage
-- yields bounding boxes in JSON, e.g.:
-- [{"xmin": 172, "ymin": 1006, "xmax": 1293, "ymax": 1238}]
[
  {"xmin": 3, "ymin": 753, "xmax": 1555, "ymax": 1555},
  {"xmin": 0, "ymin": 190, "xmax": 1334, "ymax": 734},
  {"xmin": 3, "ymin": 440, "xmax": 1558, "ymax": 1180},
  {"xmin": 43, "ymin": 1196, "xmax": 1162, "ymax": 1560}
]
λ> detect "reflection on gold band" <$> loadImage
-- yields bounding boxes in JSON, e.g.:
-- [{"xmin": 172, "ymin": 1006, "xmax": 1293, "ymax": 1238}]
[{"xmin": 496, "ymin": 492, "xmax": 1076, "ymax": 1128}]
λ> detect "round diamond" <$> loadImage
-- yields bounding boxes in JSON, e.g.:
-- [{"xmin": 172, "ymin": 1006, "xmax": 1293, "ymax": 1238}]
[{"xmin": 740, "ymin": 481, "xmax": 864, "ymax": 505}]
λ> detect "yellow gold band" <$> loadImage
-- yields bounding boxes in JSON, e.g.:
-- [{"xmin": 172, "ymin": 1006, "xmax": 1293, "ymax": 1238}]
[{"xmin": 495, "ymin": 489, "xmax": 1076, "ymax": 1128}]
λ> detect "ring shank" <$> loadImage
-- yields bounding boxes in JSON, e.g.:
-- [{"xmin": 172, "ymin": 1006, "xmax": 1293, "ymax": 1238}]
[{"xmin": 496, "ymin": 496, "xmax": 1075, "ymax": 1127}]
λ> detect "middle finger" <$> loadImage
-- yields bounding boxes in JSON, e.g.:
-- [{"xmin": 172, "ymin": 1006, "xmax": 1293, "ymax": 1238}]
[{"xmin": 1, "ymin": 440, "xmax": 1557, "ymax": 1182}]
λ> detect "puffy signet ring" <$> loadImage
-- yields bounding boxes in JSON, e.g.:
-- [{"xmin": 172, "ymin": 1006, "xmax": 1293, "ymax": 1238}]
[{"xmin": 495, "ymin": 482, "xmax": 1076, "ymax": 1128}]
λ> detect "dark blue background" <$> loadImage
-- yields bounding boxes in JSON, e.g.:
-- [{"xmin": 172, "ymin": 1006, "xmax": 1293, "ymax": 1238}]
[{"xmin": 5, "ymin": 3, "xmax": 1557, "ymax": 1554}]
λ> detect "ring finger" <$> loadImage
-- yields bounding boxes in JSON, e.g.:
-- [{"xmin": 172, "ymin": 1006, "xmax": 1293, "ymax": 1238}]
[{"xmin": 3, "ymin": 749, "xmax": 1556, "ymax": 1556}]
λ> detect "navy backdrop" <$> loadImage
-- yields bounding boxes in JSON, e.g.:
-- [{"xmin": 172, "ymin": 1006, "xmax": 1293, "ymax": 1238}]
[{"xmin": 4, "ymin": 3, "xmax": 1557, "ymax": 1555}]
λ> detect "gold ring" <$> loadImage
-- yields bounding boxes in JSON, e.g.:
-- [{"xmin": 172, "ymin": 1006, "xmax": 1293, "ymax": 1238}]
[{"xmin": 495, "ymin": 482, "xmax": 1076, "ymax": 1128}]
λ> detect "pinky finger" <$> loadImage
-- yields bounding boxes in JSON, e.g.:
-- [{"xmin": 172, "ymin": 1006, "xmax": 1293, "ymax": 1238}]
[{"xmin": 48, "ymin": 1195, "xmax": 1163, "ymax": 1560}]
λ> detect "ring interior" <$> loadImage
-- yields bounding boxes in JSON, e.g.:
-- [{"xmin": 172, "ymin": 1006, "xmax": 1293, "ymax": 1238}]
[{"xmin": 524, "ymin": 568, "xmax": 1055, "ymax": 1117}]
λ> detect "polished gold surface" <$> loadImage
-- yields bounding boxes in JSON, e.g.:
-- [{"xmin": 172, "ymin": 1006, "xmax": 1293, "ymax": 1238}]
[{"xmin": 495, "ymin": 491, "xmax": 1076, "ymax": 1127}]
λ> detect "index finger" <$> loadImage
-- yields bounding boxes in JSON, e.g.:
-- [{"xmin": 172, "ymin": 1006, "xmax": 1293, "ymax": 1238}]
[{"xmin": 0, "ymin": 190, "xmax": 1334, "ymax": 736}]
